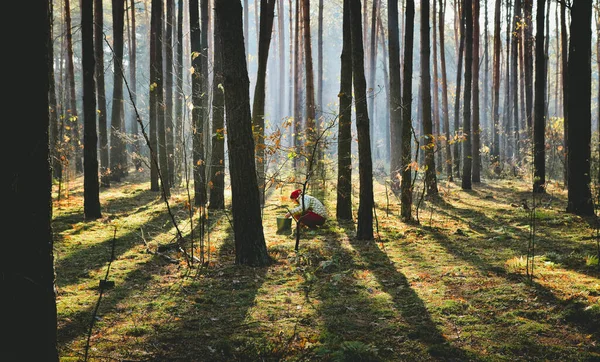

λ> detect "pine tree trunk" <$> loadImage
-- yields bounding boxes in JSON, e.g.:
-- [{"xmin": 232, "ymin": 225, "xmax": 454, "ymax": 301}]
[
  {"xmin": 421, "ymin": 0, "xmax": 438, "ymax": 195},
  {"xmin": 252, "ymin": 0, "xmax": 276, "ymax": 202},
  {"xmin": 439, "ymin": 0, "xmax": 452, "ymax": 181},
  {"xmin": 111, "ymin": 0, "xmax": 129, "ymax": 182},
  {"xmin": 401, "ymin": 0, "xmax": 415, "ymax": 221},
  {"xmin": 65, "ymin": 0, "xmax": 83, "ymax": 174},
  {"xmin": 95, "ymin": 0, "xmax": 110, "ymax": 186},
  {"xmin": 472, "ymin": 0, "xmax": 481, "ymax": 183},
  {"xmin": 337, "ymin": 0, "xmax": 353, "ymax": 221},
  {"xmin": 190, "ymin": 0, "xmax": 206, "ymax": 204},
  {"xmin": 533, "ymin": 0, "xmax": 546, "ymax": 193},
  {"xmin": 461, "ymin": 0, "xmax": 473, "ymax": 190},
  {"xmin": 350, "ymin": 0, "xmax": 374, "ymax": 240},
  {"xmin": 453, "ymin": 0, "xmax": 465, "ymax": 179},
  {"xmin": 566, "ymin": 0, "xmax": 594, "ymax": 216},
  {"xmin": 165, "ymin": 0, "xmax": 175, "ymax": 187},
  {"xmin": 175, "ymin": 0, "xmax": 184, "ymax": 185},
  {"xmin": 561, "ymin": 2, "xmax": 568, "ymax": 186},
  {"xmin": 388, "ymin": 0, "xmax": 402, "ymax": 189},
  {"xmin": 209, "ymin": 10, "xmax": 226, "ymax": 210},
  {"xmin": 215, "ymin": 0, "xmax": 271, "ymax": 265},
  {"xmin": 491, "ymin": 0, "xmax": 501, "ymax": 174},
  {"xmin": 82, "ymin": 0, "xmax": 102, "ymax": 220}
]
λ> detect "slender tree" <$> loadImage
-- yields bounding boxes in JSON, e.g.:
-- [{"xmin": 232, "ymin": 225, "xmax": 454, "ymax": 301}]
[
  {"xmin": 129, "ymin": 0, "xmax": 142, "ymax": 173},
  {"xmin": 302, "ymin": 0, "xmax": 317, "ymax": 172},
  {"xmin": 252, "ymin": 0, "xmax": 277, "ymax": 200},
  {"xmin": 439, "ymin": 0, "xmax": 452, "ymax": 180},
  {"xmin": 421, "ymin": 0, "xmax": 438, "ymax": 194},
  {"xmin": 49, "ymin": 3, "xmax": 61, "ymax": 182},
  {"xmin": 560, "ymin": 1, "xmax": 569, "ymax": 186},
  {"xmin": 368, "ymin": 0, "xmax": 380, "ymax": 152},
  {"xmin": 388, "ymin": 0, "xmax": 402, "ymax": 189},
  {"xmin": 150, "ymin": 0, "xmax": 160, "ymax": 191},
  {"xmin": 65, "ymin": 0, "xmax": 83, "ymax": 174},
  {"xmin": 533, "ymin": 0, "xmax": 547, "ymax": 193},
  {"xmin": 110, "ymin": 0, "xmax": 129, "ymax": 182},
  {"xmin": 567, "ymin": 0, "xmax": 594, "ymax": 216},
  {"xmin": 510, "ymin": 0, "xmax": 522, "ymax": 162},
  {"xmin": 337, "ymin": 0, "xmax": 353, "ymax": 220},
  {"xmin": 215, "ymin": 0, "xmax": 271, "ymax": 265},
  {"xmin": 82, "ymin": 0, "xmax": 101, "ymax": 220},
  {"xmin": 209, "ymin": 10, "xmax": 226, "ymax": 210},
  {"xmin": 461, "ymin": 0, "xmax": 473, "ymax": 190},
  {"xmin": 175, "ymin": 0, "xmax": 184, "ymax": 184},
  {"xmin": 401, "ymin": 0, "xmax": 415, "ymax": 221},
  {"xmin": 165, "ymin": 0, "xmax": 175, "ymax": 186},
  {"xmin": 491, "ymin": 0, "xmax": 502, "ymax": 174},
  {"xmin": 95, "ymin": 0, "xmax": 110, "ymax": 186},
  {"xmin": 432, "ymin": 0, "xmax": 441, "ymax": 174},
  {"xmin": 350, "ymin": 0, "xmax": 374, "ymax": 240},
  {"xmin": 523, "ymin": 0, "xmax": 534, "ymax": 134},
  {"xmin": 453, "ymin": 0, "xmax": 465, "ymax": 179},
  {"xmin": 472, "ymin": 0, "xmax": 481, "ymax": 182},
  {"xmin": 190, "ymin": 0, "xmax": 206, "ymax": 205},
  {"xmin": 5, "ymin": 2, "xmax": 58, "ymax": 359}
]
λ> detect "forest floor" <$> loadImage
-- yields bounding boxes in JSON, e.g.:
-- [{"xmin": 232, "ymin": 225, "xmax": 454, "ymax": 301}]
[{"xmin": 54, "ymin": 170, "xmax": 600, "ymax": 361}]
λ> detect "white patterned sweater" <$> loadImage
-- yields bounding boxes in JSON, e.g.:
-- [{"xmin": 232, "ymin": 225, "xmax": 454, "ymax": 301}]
[{"xmin": 289, "ymin": 195, "xmax": 328, "ymax": 218}]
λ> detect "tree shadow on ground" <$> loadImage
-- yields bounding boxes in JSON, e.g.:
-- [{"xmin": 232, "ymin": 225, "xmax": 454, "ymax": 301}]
[{"xmin": 338, "ymin": 221, "xmax": 480, "ymax": 361}]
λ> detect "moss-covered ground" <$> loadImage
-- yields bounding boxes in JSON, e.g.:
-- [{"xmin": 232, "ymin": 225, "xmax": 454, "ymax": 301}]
[{"xmin": 55, "ymin": 172, "xmax": 599, "ymax": 361}]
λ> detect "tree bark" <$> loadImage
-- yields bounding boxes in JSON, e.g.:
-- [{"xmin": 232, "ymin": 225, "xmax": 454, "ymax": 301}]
[
  {"xmin": 472, "ymin": 0, "xmax": 481, "ymax": 183},
  {"xmin": 209, "ymin": 10, "xmax": 226, "ymax": 210},
  {"xmin": 111, "ymin": 0, "xmax": 129, "ymax": 182},
  {"xmin": 350, "ymin": 0, "xmax": 374, "ymax": 240},
  {"xmin": 491, "ymin": 0, "xmax": 501, "ymax": 174},
  {"xmin": 439, "ymin": 0, "xmax": 452, "ymax": 180},
  {"xmin": 566, "ymin": 0, "xmax": 594, "ymax": 216},
  {"xmin": 401, "ymin": 0, "xmax": 415, "ymax": 221},
  {"xmin": 82, "ymin": 0, "xmax": 102, "ymax": 220},
  {"xmin": 5, "ymin": 2, "xmax": 58, "ymax": 359},
  {"xmin": 190, "ymin": 0, "xmax": 206, "ymax": 204},
  {"xmin": 95, "ymin": 0, "xmax": 110, "ymax": 186},
  {"xmin": 453, "ymin": 0, "xmax": 465, "ymax": 179},
  {"xmin": 337, "ymin": 0, "xmax": 353, "ymax": 221},
  {"xmin": 560, "ymin": 1, "xmax": 569, "ymax": 186},
  {"xmin": 533, "ymin": 0, "xmax": 546, "ymax": 193},
  {"xmin": 64, "ymin": 0, "xmax": 83, "ymax": 173},
  {"xmin": 165, "ymin": 0, "xmax": 175, "ymax": 187},
  {"xmin": 251, "ymin": 0, "xmax": 276, "ymax": 201},
  {"xmin": 215, "ymin": 0, "xmax": 271, "ymax": 265},
  {"xmin": 421, "ymin": 0, "xmax": 438, "ymax": 195},
  {"xmin": 461, "ymin": 0, "xmax": 473, "ymax": 190},
  {"xmin": 388, "ymin": 0, "xmax": 402, "ymax": 189}
]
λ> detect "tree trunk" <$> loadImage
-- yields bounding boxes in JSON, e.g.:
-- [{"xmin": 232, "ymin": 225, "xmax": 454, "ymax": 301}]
[
  {"xmin": 432, "ymin": 0, "xmax": 441, "ymax": 174},
  {"xmin": 461, "ymin": 0, "xmax": 473, "ymax": 190},
  {"xmin": 491, "ymin": 0, "xmax": 501, "ymax": 174},
  {"xmin": 453, "ymin": 0, "xmax": 465, "ymax": 179},
  {"xmin": 369, "ymin": 0, "xmax": 379, "ymax": 156},
  {"xmin": 201, "ymin": 0, "xmax": 210, "ymax": 192},
  {"xmin": 388, "ymin": 0, "xmax": 402, "ymax": 189},
  {"xmin": 566, "ymin": 0, "xmax": 594, "ymax": 216},
  {"xmin": 209, "ymin": 10, "xmax": 226, "ymax": 210},
  {"xmin": 215, "ymin": 0, "xmax": 271, "ymax": 265},
  {"xmin": 401, "ymin": 0, "xmax": 415, "ymax": 221},
  {"xmin": 378, "ymin": 14, "xmax": 391, "ymax": 163},
  {"xmin": 111, "ymin": 0, "xmax": 129, "ymax": 182},
  {"xmin": 82, "ymin": 0, "xmax": 102, "ymax": 220},
  {"xmin": 439, "ymin": 0, "xmax": 452, "ymax": 180},
  {"xmin": 190, "ymin": 0, "xmax": 206, "ymax": 204},
  {"xmin": 337, "ymin": 0, "xmax": 353, "ymax": 221},
  {"xmin": 252, "ymin": 0, "xmax": 276, "ymax": 201},
  {"xmin": 49, "ymin": 3, "xmax": 61, "ymax": 182},
  {"xmin": 561, "ymin": 1, "xmax": 568, "ymax": 186},
  {"xmin": 350, "ymin": 0, "xmax": 374, "ymax": 240},
  {"xmin": 302, "ymin": 0, "xmax": 317, "ymax": 174},
  {"xmin": 503, "ymin": 0, "xmax": 512, "ymax": 163},
  {"xmin": 510, "ymin": 0, "xmax": 521, "ymax": 163},
  {"xmin": 278, "ymin": 0, "xmax": 286, "ymax": 123},
  {"xmin": 472, "ymin": 0, "xmax": 481, "ymax": 183},
  {"xmin": 165, "ymin": 0, "xmax": 175, "ymax": 187},
  {"xmin": 65, "ymin": 0, "xmax": 83, "ymax": 174},
  {"xmin": 95, "ymin": 0, "xmax": 110, "ymax": 187},
  {"xmin": 483, "ymin": 0, "xmax": 489, "ymax": 149},
  {"xmin": 421, "ymin": 0, "xmax": 438, "ymax": 195},
  {"xmin": 6, "ymin": 3, "xmax": 58, "ymax": 360},
  {"xmin": 174, "ymin": 0, "xmax": 184, "ymax": 185},
  {"xmin": 523, "ymin": 0, "xmax": 533, "ymax": 134},
  {"xmin": 533, "ymin": 0, "xmax": 546, "ymax": 193},
  {"xmin": 150, "ymin": 0, "xmax": 160, "ymax": 191}
]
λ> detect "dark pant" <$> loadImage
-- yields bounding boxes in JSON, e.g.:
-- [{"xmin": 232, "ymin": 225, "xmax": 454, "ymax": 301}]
[{"xmin": 295, "ymin": 210, "xmax": 326, "ymax": 228}]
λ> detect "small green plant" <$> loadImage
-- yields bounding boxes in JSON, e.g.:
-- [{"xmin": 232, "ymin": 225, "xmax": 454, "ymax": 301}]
[
  {"xmin": 505, "ymin": 256, "xmax": 527, "ymax": 273},
  {"xmin": 584, "ymin": 254, "xmax": 599, "ymax": 267},
  {"xmin": 332, "ymin": 341, "xmax": 380, "ymax": 362}
]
